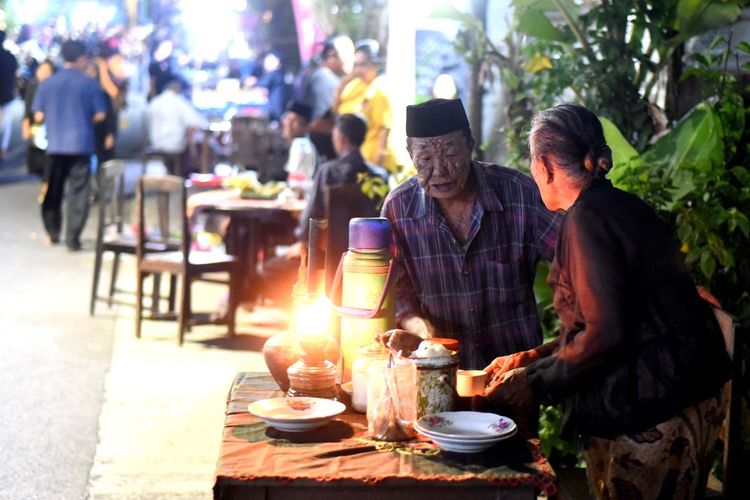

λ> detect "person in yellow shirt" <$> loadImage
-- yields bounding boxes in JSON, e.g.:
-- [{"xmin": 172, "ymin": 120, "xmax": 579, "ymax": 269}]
[{"xmin": 333, "ymin": 40, "xmax": 398, "ymax": 173}]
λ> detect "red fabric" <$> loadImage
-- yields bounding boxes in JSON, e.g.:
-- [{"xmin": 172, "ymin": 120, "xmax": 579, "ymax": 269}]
[{"xmin": 215, "ymin": 373, "xmax": 557, "ymax": 495}]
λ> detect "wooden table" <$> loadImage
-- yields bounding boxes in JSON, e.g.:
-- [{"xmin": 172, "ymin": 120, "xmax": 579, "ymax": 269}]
[
  {"xmin": 188, "ymin": 189, "xmax": 306, "ymax": 302},
  {"xmin": 213, "ymin": 373, "xmax": 557, "ymax": 500}
]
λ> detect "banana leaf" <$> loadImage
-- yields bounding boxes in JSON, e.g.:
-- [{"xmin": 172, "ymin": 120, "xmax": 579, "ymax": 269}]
[
  {"xmin": 600, "ymin": 116, "xmax": 642, "ymax": 187},
  {"xmin": 642, "ymin": 103, "xmax": 724, "ymax": 202}
]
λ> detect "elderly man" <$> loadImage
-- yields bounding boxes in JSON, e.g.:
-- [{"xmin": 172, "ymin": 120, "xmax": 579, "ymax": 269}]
[{"xmin": 381, "ymin": 98, "xmax": 561, "ymax": 369}]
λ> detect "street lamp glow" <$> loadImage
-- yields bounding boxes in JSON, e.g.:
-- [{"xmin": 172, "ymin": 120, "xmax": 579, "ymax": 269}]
[{"xmin": 12, "ymin": 0, "xmax": 48, "ymax": 25}]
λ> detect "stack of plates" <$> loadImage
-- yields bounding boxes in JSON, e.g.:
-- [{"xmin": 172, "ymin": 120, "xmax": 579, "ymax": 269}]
[{"xmin": 414, "ymin": 411, "xmax": 517, "ymax": 453}]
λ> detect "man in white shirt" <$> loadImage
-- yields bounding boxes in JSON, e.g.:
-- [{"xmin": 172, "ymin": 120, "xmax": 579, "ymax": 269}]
[
  {"xmin": 281, "ymin": 101, "xmax": 317, "ymax": 197},
  {"xmin": 146, "ymin": 79, "xmax": 207, "ymax": 176}
]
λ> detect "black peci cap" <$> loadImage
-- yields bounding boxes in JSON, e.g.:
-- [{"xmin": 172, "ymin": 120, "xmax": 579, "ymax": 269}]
[{"xmin": 406, "ymin": 98, "xmax": 470, "ymax": 138}]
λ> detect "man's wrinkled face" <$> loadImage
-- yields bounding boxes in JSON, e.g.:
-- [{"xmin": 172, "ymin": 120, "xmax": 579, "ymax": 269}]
[{"xmin": 408, "ymin": 130, "xmax": 473, "ymax": 199}]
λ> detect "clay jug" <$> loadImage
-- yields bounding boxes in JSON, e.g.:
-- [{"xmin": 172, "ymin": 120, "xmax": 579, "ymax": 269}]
[{"xmin": 263, "ymin": 331, "xmax": 340, "ymax": 392}]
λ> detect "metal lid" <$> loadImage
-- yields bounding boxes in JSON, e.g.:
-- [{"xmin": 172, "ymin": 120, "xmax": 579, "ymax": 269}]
[{"xmin": 348, "ymin": 217, "xmax": 392, "ymax": 250}]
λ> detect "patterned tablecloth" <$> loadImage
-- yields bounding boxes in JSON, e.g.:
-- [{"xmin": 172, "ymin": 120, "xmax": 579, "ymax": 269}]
[{"xmin": 213, "ymin": 373, "xmax": 557, "ymax": 499}]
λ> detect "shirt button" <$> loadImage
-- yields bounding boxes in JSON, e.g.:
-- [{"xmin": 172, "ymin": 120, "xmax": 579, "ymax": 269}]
[
  {"xmin": 469, "ymin": 306, "xmax": 475, "ymax": 312},
  {"xmin": 463, "ymin": 270, "xmax": 469, "ymax": 276}
]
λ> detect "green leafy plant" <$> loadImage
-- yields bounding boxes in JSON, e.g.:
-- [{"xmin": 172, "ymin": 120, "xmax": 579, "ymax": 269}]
[
  {"xmin": 606, "ymin": 37, "xmax": 750, "ymax": 325},
  {"xmin": 356, "ymin": 172, "xmax": 389, "ymax": 211},
  {"xmin": 604, "ymin": 36, "xmax": 750, "ymax": 479}
]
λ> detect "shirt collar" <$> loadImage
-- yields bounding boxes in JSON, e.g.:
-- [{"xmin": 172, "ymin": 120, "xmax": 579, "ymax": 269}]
[
  {"xmin": 413, "ymin": 161, "xmax": 505, "ymax": 219},
  {"xmin": 572, "ymin": 177, "xmax": 611, "ymax": 208}
]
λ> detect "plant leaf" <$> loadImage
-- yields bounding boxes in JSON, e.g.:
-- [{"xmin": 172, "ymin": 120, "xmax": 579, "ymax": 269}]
[
  {"xmin": 516, "ymin": 8, "xmax": 565, "ymax": 41},
  {"xmin": 736, "ymin": 213, "xmax": 750, "ymax": 237},
  {"xmin": 513, "ymin": 0, "xmax": 576, "ymax": 12},
  {"xmin": 600, "ymin": 117, "xmax": 641, "ymax": 185},
  {"xmin": 674, "ymin": 0, "xmax": 742, "ymax": 36},
  {"xmin": 641, "ymin": 103, "xmax": 724, "ymax": 179},
  {"xmin": 700, "ymin": 250, "xmax": 716, "ymax": 279}
]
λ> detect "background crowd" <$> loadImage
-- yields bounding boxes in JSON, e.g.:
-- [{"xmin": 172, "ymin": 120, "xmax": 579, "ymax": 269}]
[{"xmin": 0, "ymin": 16, "xmax": 405, "ymax": 255}]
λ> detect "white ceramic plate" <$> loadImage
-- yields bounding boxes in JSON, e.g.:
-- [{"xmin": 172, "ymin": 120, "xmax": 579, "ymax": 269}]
[
  {"xmin": 415, "ymin": 411, "xmax": 517, "ymax": 439},
  {"xmin": 416, "ymin": 425, "xmax": 518, "ymax": 445},
  {"xmin": 248, "ymin": 397, "xmax": 346, "ymax": 432},
  {"xmin": 419, "ymin": 427, "xmax": 518, "ymax": 453}
]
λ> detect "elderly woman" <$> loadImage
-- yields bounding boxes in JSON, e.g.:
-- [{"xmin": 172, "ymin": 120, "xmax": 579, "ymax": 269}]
[{"xmin": 484, "ymin": 104, "xmax": 730, "ymax": 499}]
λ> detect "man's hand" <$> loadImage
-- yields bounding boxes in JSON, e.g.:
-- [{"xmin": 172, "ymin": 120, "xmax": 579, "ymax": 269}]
[
  {"xmin": 21, "ymin": 120, "xmax": 30, "ymax": 141},
  {"xmin": 484, "ymin": 350, "xmax": 539, "ymax": 387},
  {"xmin": 380, "ymin": 329, "xmax": 424, "ymax": 358},
  {"xmin": 400, "ymin": 314, "xmax": 437, "ymax": 339}
]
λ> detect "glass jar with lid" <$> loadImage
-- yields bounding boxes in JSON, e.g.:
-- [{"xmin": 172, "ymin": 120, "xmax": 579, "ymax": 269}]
[{"xmin": 351, "ymin": 342, "xmax": 389, "ymax": 413}]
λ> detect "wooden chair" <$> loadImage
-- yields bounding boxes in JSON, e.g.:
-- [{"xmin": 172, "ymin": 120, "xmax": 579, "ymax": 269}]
[
  {"xmin": 135, "ymin": 175, "xmax": 239, "ymax": 344},
  {"xmin": 230, "ymin": 115, "xmax": 269, "ymax": 171},
  {"xmin": 90, "ymin": 160, "xmax": 178, "ymax": 315},
  {"xmin": 142, "ymin": 147, "xmax": 185, "ymax": 177}
]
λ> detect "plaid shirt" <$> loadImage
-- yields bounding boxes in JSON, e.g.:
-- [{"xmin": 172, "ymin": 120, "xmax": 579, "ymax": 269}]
[{"xmin": 382, "ymin": 161, "xmax": 562, "ymax": 369}]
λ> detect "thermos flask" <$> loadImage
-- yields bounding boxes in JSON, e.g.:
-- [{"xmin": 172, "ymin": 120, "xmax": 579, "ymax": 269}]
[{"xmin": 332, "ymin": 217, "xmax": 396, "ymax": 382}]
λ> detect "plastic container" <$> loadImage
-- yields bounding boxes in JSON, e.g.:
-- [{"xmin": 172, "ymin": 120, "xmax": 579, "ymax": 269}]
[{"xmin": 351, "ymin": 342, "xmax": 389, "ymax": 412}]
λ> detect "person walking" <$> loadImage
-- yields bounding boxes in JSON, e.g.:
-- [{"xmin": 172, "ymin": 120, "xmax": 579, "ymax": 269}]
[
  {"xmin": 33, "ymin": 40, "xmax": 106, "ymax": 251},
  {"xmin": 22, "ymin": 59, "xmax": 56, "ymax": 200},
  {"xmin": 0, "ymin": 30, "xmax": 19, "ymax": 160}
]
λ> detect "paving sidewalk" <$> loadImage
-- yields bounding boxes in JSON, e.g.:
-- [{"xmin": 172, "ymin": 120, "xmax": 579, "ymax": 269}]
[{"xmin": 87, "ymin": 264, "xmax": 287, "ymax": 499}]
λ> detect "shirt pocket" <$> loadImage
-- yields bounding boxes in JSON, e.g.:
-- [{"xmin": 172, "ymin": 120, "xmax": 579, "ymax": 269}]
[{"xmin": 486, "ymin": 257, "xmax": 527, "ymax": 305}]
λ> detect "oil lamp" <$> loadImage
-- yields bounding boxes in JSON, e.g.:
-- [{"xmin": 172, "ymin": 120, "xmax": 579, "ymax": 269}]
[{"xmin": 286, "ymin": 295, "xmax": 338, "ymax": 399}]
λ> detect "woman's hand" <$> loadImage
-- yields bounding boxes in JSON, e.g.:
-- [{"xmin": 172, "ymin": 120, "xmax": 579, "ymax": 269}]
[
  {"xmin": 484, "ymin": 350, "xmax": 539, "ymax": 386},
  {"xmin": 697, "ymin": 285, "xmax": 722, "ymax": 309},
  {"xmin": 478, "ymin": 367, "xmax": 538, "ymax": 437}
]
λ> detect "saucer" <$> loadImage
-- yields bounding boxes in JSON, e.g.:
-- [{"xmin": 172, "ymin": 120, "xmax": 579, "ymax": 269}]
[{"xmin": 248, "ymin": 397, "xmax": 345, "ymax": 432}]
